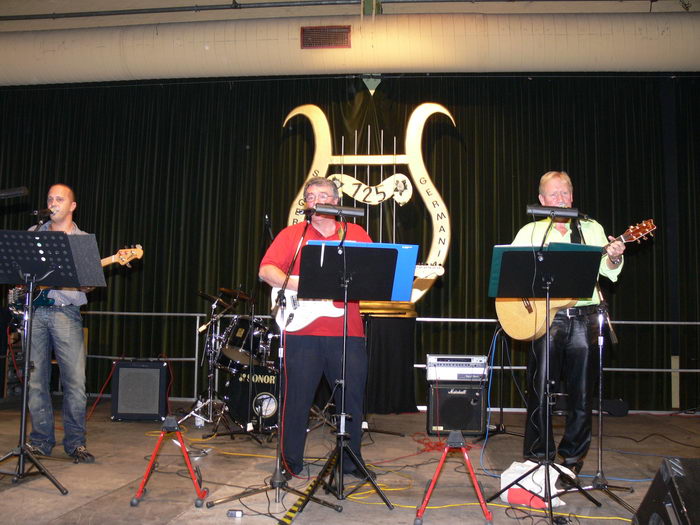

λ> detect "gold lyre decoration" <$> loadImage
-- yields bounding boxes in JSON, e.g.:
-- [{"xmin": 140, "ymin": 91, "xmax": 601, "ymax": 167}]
[{"xmin": 283, "ymin": 103, "xmax": 453, "ymax": 309}]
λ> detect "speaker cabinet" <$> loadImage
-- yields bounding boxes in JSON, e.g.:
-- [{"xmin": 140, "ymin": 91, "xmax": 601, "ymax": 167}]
[
  {"xmin": 427, "ymin": 382, "xmax": 486, "ymax": 436},
  {"xmin": 111, "ymin": 360, "xmax": 167, "ymax": 421},
  {"xmin": 633, "ymin": 457, "xmax": 700, "ymax": 525}
]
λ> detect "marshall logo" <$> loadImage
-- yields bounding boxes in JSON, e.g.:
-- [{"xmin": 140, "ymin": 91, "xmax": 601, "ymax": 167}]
[
  {"xmin": 448, "ymin": 388, "xmax": 468, "ymax": 395},
  {"xmin": 283, "ymin": 103, "xmax": 453, "ymax": 304}
]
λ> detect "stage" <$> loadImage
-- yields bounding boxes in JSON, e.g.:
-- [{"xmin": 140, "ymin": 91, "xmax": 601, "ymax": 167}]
[{"xmin": 0, "ymin": 399, "xmax": 697, "ymax": 524}]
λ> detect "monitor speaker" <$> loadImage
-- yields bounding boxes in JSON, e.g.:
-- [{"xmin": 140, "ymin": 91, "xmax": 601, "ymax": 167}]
[
  {"xmin": 427, "ymin": 382, "xmax": 486, "ymax": 436},
  {"xmin": 633, "ymin": 457, "xmax": 700, "ymax": 525},
  {"xmin": 111, "ymin": 360, "xmax": 168, "ymax": 421}
]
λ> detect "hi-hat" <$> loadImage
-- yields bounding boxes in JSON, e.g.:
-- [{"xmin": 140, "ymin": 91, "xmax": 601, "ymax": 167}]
[
  {"xmin": 219, "ymin": 288, "xmax": 251, "ymax": 302},
  {"xmin": 198, "ymin": 292, "xmax": 232, "ymax": 309}
]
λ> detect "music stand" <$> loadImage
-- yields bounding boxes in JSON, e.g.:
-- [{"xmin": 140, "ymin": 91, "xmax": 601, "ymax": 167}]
[
  {"xmin": 0, "ymin": 230, "xmax": 105, "ymax": 493},
  {"xmin": 486, "ymin": 244, "xmax": 602, "ymax": 522},
  {"xmin": 294, "ymin": 241, "xmax": 416, "ymax": 511}
]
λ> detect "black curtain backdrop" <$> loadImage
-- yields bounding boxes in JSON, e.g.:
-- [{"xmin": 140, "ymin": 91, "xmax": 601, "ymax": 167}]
[{"xmin": 0, "ymin": 74, "xmax": 697, "ymax": 411}]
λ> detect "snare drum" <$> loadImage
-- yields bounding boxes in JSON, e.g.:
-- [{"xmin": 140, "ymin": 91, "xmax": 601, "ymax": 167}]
[{"xmin": 221, "ymin": 365, "xmax": 278, "ymax": 431}]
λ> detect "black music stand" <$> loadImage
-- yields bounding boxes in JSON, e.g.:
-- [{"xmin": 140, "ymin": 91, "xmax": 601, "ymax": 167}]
[
  {"xmin": 0, "ymin": 230, "xmax": 105, "ymax": 493},
  {"xmin": 293, "ymin": 242, "xmax": 415, "ymax": 512},
  {"xmin": 486, "ymin": 244, "xmax": 602, "ymax": 522}
]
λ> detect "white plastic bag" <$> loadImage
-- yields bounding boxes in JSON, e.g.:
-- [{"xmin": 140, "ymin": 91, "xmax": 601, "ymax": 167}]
[{"xmin": 499, "ymin": 460, "xmax": 573, "ymax": 508}]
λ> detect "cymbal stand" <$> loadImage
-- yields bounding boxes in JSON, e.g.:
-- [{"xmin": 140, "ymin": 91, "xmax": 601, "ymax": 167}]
[
  {"xmin": 308, "ymin": 393, "xmax": 337, "ymax": 433},
  {"xmin": 192, "ymin": 302, "xmax": 252, "ymax": 441},
  {"xmin": 559, "ymin": 306, "xmax": 634, "ymax": 513}
]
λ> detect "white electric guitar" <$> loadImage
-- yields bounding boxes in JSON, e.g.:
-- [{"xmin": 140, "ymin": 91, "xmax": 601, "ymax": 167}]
[{"xmin": 272, "ymin": 263, "xmax": 444, "ymax": 331}]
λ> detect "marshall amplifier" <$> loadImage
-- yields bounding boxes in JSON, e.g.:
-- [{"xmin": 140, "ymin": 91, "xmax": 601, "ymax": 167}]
[{"xmin": 427, "ymin": 382, "xmax": 486, "ymax": 436}]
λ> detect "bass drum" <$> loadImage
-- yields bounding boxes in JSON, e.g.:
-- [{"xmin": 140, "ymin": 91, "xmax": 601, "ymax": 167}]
[{"xmin": 221, "ymin": 365, "xmax": 278, "ymax": 431}]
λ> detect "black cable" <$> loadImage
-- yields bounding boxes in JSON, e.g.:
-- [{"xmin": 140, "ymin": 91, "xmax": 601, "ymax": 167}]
[{"xmin": 605, "ymin": 432, "xmax": 700, "ymax": 449}]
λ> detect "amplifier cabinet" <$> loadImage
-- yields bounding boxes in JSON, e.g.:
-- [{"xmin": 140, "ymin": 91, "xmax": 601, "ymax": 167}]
[
  {"xmin": 427, "ymin": 381, "xmax": 486, "ymax": 436},
  {"xmin": 111, "ymin": 360, "xmax": 168, "ymax": 421},
  {"xmin": 633, "ymin": 457, "xmax": 700, "ymax": 525}
]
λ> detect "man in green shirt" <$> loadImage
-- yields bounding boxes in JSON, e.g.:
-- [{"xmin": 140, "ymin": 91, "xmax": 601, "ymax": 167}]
[{"xmin": 512, "ymin": 171, "xmax": 625, "ymax": 479}]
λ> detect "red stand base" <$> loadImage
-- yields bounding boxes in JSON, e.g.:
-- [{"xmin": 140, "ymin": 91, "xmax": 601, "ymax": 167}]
[
  {"xmin": 130, "ymin": 416, "xmax": 209, "ymax": 507},
  {"xmin": 415, "ymin": 431, "xmax": 493, "ymax": 524}
]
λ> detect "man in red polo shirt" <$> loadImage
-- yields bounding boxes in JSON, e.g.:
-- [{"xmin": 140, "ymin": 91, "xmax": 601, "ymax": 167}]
[{"xmin": 259, "ymin": 177, "xmax": 372, "ymax": 479}]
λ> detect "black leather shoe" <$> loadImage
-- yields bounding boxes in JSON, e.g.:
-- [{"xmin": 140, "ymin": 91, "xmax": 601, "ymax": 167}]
[
  {"xmin": 562, "ymin": 460, "xmax": 583, "ymax": 476},
  {"xmin": 558, "ymin": 461, "xmax": 583, "ymax": 489}
]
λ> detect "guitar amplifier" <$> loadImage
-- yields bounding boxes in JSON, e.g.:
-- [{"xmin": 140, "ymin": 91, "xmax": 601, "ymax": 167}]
[
  {"xmin": 111, "ymin": 360, "xmax": 168, "ymax": 421},
  {"xmin": 427, "ymin": 382, "xmax": 486, "ymax": 436}
]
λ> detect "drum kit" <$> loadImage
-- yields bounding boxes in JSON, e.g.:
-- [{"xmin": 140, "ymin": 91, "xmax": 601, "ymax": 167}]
[{"xmin": 192, "ymin": 286, "xmax": 280, "ymax": 438}]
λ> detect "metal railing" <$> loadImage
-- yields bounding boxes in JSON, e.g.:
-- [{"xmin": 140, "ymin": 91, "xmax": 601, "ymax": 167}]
[{"xmin": 80, "ymin": 311, "xmax": 700, "ymax": 406}]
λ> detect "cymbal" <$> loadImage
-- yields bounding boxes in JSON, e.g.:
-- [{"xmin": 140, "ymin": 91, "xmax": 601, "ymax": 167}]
[
  {"xmin": 197, "ymin": 291, "xmax": 232, "ymax": 309},
  {"xmin": 219, "ymin": 288, "xmax": 251, "ymax": 302}
]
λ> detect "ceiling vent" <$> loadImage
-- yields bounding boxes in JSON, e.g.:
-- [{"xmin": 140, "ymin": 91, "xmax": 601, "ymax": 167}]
[{"xmin": 300, "ymin": 26, "xmax": 351, "ymax": 49}]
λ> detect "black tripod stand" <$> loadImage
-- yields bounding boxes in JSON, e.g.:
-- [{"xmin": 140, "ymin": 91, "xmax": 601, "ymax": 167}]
[
  {"xmin": 486, "ymin": 239, "xmax": 604, "ymax": 522},
  {"xmin": 294, "ymin": 239, "xmax": 415, "ymax": 509},
  {"xmin": 0, "ymin": 276, "xmax": 68, "ymax": 493},
  {"xmin": 0, "ymin": 230, "xmax": 105, "ymax": 493}
]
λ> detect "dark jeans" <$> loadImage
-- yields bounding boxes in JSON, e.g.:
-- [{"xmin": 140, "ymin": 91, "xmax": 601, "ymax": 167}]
[
  {"xmin": 281, "ymin": 335, "xmax": 367, "ymax": 474},
  {"xmin": 523, "ymin": 310, "xmax": 598, "ymax": 465}
]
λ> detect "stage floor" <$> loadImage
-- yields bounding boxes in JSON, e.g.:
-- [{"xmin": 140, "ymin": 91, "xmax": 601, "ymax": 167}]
[{"xmin": 0, "ymin": 399, "xmax": 698, "ymax": 525}]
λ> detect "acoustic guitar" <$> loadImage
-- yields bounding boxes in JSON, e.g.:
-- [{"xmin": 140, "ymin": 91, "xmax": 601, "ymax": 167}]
[{"xmin": 495, "ymin": 220, "xmax": 655, "ymax": 341}]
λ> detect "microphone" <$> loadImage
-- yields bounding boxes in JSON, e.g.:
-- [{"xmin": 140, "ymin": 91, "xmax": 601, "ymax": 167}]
[
  {"xmin": 526, "ymin": 204, "xmax": 589, "ymax": 220},
  {"xmin": 30, "ymin": 208, "xmax": 53, "ymax": 217},
  {"xmin": 305, "ymin": 204, "xmax": 365, "ymax": 218},
  {"xmin": 0, "ymin": 186, "xmax": 29, "ymax": 200}
]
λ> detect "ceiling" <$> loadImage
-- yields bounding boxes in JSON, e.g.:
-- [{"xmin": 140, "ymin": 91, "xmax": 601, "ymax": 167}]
[{"xmin": 0, "ymin": 0, "xmax": 694, "ymax": 33}]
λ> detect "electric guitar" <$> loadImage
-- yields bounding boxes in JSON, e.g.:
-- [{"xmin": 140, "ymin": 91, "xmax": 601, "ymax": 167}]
[
  {"xmin": 272, "ymin": 263, "xmax": 444, "ymax": 331},
  {"xmin": 10, "ymin": 245, "xmax": 144, "ymax": 309},
  {"xmin": 495, "ymin": 220, "xmax": 655, "ymax": 341}
]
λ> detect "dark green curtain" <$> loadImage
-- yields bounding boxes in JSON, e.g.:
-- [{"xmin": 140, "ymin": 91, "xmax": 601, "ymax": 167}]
[{"xmin": 0, "ymin": 74, "xmax": 697, "ymax": 410}]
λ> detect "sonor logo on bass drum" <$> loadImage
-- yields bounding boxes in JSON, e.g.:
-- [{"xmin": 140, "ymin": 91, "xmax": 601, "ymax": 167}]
[{"xmin": 238, "ymin": 373, "xmax": 276, "ymax": 385}]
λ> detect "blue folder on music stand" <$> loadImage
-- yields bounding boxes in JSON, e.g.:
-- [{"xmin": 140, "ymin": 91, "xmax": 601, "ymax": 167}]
[{"xmin": 299, "ymin": 241, "xmax": 418, "ymax": 302}]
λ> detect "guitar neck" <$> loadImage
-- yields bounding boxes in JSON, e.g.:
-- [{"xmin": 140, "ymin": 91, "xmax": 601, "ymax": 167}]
[{"xmin": 100, "ymin": 255, "xmax": 121, "ymax": 267}]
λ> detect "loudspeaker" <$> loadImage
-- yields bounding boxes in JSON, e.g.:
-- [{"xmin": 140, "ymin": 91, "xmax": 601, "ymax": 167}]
[
  {"xmin": 111, "ymin": 360, "xmax": 168, "ymax": 421},
  {"xmin": 633, "ymin": 457, "xmax": 700, "ymax": 525},
  {"xmin": 427, "ymin": 382, "xmax": 486, "ymax": 436}
]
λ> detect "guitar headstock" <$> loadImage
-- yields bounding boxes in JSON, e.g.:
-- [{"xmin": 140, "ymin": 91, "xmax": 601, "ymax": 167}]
[
  {"xmin": 621, "ymin": 220, "xmax": 656, "ymax": 244},
  {"xmin": 114, "ymin": 245, "xmax": 144, "ymax": 267}
]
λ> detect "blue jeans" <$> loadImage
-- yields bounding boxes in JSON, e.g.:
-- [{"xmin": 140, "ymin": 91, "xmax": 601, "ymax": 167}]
[{"xmin": 28, "ymin": 305, "xmax": 87, "ymax": 455}]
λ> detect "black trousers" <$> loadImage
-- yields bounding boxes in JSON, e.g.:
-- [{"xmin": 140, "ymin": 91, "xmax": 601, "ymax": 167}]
[
  {"xmin": 281, "ymin": 334, "xmax": 367, "ymax": 474},
  {"xmin": 524, "ymin": 310, "xmax": 599, "ymax": 465}
]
